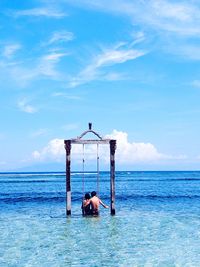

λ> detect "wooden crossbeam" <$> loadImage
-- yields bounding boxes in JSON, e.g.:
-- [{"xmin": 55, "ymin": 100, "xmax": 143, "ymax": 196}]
[{"xmin": 69, "ymin": 139, "xmax": 111, "ymax": 145}]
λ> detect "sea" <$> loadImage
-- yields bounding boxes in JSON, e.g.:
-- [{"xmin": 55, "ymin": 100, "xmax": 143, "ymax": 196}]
[{"xmin": 1, "ymin": 171, "xmax": 200, "ymax": 267}]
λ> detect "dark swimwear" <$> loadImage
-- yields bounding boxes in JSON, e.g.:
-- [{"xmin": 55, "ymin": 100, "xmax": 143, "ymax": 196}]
[
  {"xmin": 91, "ymin": 209, "xmax": 99, "ymax": 216},
  {"xmin": 82, "ymin": 203, "xmax": 91, "ymax": 216}
]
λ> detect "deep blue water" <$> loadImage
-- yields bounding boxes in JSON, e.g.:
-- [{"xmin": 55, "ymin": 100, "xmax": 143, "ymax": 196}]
[
  {"xmin": 1, "ymin": 171, "xmax": 200, "ymax": 266},
  {"xmin": 1, "ymin": 171, "xmax": 200, "ymax": 214}
]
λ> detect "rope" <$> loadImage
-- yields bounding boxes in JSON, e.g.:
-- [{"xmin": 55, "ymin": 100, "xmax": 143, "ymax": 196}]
[
  {"xmin": 82, "ymin": 143, "xmax": 100, "ymax": 198},
  {"xmin": 97, "ymin": 143, "xmax": 100, "ymax": 196},
  {"xmin": 82, "ymin": 144, "xmax": 85, "ymax": 198}
]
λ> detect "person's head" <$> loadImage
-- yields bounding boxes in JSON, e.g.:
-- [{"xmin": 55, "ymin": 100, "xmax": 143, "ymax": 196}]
[
  {"xmin": 91, "ymin": 191, "xmax": 96, "ymax": 197},
  {"xmin": 85, "ymin": 192, "xmax": 91, "ymax": 200}
]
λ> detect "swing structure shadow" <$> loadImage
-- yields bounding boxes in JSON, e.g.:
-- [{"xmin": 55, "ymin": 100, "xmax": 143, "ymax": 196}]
[{"xmin": 64, "ymin": 123, "xmax": 117, "ymax": 216}]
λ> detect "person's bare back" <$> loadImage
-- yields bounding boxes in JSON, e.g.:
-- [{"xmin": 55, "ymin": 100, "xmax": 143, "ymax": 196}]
[{"xmin": 90, "ymin": 191, "xmax": 109, "ymax": 216}]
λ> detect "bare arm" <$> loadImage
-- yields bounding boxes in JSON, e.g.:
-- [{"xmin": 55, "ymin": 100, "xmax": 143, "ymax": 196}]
[
  {"xmin": 83, "ymin": 199, "xmax": 90, "ymax": 207},
  {"xmin": 99, "ymin": 199, "xmax": 109, "ymax": 209}
]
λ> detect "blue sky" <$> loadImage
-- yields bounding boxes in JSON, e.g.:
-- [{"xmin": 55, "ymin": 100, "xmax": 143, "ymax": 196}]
[{"xmin": 1, "ymin": 0, "xmax": 200, "ymax": 171}]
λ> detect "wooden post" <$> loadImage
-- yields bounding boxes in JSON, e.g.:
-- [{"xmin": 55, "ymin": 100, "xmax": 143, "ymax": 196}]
[
  {"xmin": 65, "ymin": 140, "xmax": 71, "ymax": 216},
  {"xmin": 110, "ymin": 139, "xmax": 116, "ymax": 215}
]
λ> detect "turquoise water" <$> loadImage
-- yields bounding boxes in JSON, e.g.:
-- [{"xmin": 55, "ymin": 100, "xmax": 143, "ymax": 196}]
[{"xmin": 1, "ymin": 171, "xmax": 200, "ymax": 266}]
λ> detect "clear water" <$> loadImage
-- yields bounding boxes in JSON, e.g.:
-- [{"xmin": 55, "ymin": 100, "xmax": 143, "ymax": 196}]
[{"xmin": 1, "ymin": 171, "xmax": 200, "ymax": 266}]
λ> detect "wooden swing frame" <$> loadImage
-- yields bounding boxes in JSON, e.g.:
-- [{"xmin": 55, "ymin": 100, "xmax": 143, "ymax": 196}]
[{"xmin": 64, "ymin": 123, "xmax": 116, "ymax": 216}]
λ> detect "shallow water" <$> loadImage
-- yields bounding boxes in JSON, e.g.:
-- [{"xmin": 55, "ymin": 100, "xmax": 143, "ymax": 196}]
[{"xmin": 1, "ymin": 171, "xmax": 200, "ymax": 266}]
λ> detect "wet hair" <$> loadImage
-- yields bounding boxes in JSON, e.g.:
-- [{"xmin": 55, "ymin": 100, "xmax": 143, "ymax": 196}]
[
  {"xmin": 91, "ymin": 191, "xmax": 96, "ymax": 197},
  {"xmin": 85, "ymin": 193, "xmax": 91, "ymax": 200}
]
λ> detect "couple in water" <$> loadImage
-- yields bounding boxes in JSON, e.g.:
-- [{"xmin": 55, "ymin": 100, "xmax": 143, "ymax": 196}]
[{"xmin": 82, "ymin": 191, "xmax": 109, "ymax": 216}]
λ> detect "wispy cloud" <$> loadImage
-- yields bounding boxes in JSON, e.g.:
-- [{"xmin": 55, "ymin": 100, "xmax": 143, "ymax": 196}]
[
  {"xmin": 146, "ymin": 1, "xmax": 200, "ymax": 36},
  {"xmin": 96, "ymin": 48, "xmax": 144, "ymax": 66},
  {"xmin": 52, "ymin": 92, "xmax": 81, "ymax": 100},
  {"xmin": 69, "ymin": 0, "xmax": 200, "ymax": 36},
  {"xmin": 47, "ymin": 31, "xmax": 74, "ymax": 45},
  {"xmin": 66, "ymin": 0, "xmax": 200, "ymax": 61},
  {"xmin": 8, "ymin": 52, "xmax": 69, "ymax": 86},
  {"xmin": 130, "ymin": 31, "xmax": 146, "ymax": 46},
  {"xmin": 69, "ymin": 42, "xmax": 147, "ymax": 87},
  {"xmin": 0, "ymin": 48, "xmax": 70, "ymax": 88},
  {"xmin": 13, "ymin": 7, "xmax": 66, "ymax": 18},
  {"xmin": 2, "ymin": 44, "xmax": 21, "ymax": 58},
  {"xmin": 42, "ymin": 52, "xmax": 68, "ymax": 61},
  {"xmin": 17, "ymin": 98, "xmax": 38, "ymax": 113},
  {"xmin": 38, "ymin": 52, "xmax": 68, "ymax": 77}
]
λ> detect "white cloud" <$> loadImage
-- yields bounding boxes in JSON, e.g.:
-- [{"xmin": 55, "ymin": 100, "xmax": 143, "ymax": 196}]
[
  {"xmin": 153, "ymin": 1, "xmax": 191, "ymax": 21},
  {"xmin": 69, "ymin": 43, "xmax": 146, "ymax": 87},
  {"xmin": 32, "ymin": 139, "xmax": 65, "ymax": 161},
  {"xmin": 47, "ymin": 31, "xmax": 74, "ymax": 45},
  {"xmin": 146, "ymin": 1, "xmax": 200, "ymax": 36},
  {"xmin": 96, "ymin": 48, "xmax": 144, "ymax": 67},
  {"xmin": 52, "ymin": 92, "xmax": 82, "ymax": 100},
  {"xmin": 106, "ymin": 130, "xmax": 187, "ymax": 163},
  {"xmin": 66, "ymin": 0, "xmax": 200, "ymax": 61},
  {"xmin": 13, "ymin": 7, "xmax": 66, "ymax": 18},
  {"xmin": 31, "ymin": 130, "xmax": 183, "ymax": 165},
  {"xmin": 17, "ymin": 98, "xmax": 37, "ymax": 113},
  {"xmin": 105, "ymin": 130, "xmax": 165, "ymax": 163},
  {"xmin": 0, "ymin": 49, "xmax": 70, "ymax": 88},
  {"xmin": 130, "ymin": 31, "xmax": 146, "ymax": 46},
  {"xmin": 38, "ymin": 52, "xmax": 68, "ymax": 77},
  {"xmin": 8, "ymin": 52, "xmax": 68, "ymax": 86},
  {"xmin": 2, "ymin": 44, "xmax": 21, "ymax": 58},
  {"xmin": 68, "ymin": 0, "xmax": 200, "ymax": 36}
]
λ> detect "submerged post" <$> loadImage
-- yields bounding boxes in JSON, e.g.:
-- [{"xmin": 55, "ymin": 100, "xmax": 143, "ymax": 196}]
[
  {"xmin": 65, "ymin": 140, "xmax": 71, "ymax": 216},
  {"xmin": 110, "ymin": 139, "xmax": 116, "ymax": 215}
]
